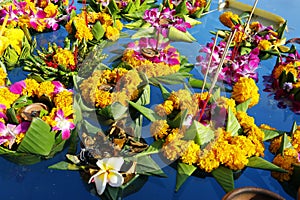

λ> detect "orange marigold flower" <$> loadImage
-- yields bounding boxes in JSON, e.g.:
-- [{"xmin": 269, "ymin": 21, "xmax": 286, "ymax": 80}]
[
  {"xmin": 181, "ymin": 141, "xmax": 201, "ymax": 165},
  {"xmin": 258, "ymin": 39, "xmax": 272, "ymax": 51},
  {"xmin": 231, "ymin": 77, "xmax": 260, "ymax": 108},
  {"xmin": 219, "ymin": 11, "xmax": 240, "ymax": 28},
  {"xmin": 150, "ymin": 120, "xmax": 169, "ymax": 140}
]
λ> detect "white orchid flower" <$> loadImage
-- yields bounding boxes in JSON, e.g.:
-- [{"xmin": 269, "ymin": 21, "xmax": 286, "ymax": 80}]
[{"xmin": 89, "ymin": 157, "xmax": 125, "ymax": 195}]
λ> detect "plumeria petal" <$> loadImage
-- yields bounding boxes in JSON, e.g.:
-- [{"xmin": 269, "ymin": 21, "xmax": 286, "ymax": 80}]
[
  {"xmin": 107, "ymin": 170, "xmax": 124, "ymax": 187},
  {"xmin": 93, "ymin": 172, "xmax": 108, "ymax": 195},
  {"xmin": 97, "ymin": 157, "xmax": 124, "ymax": 171}
]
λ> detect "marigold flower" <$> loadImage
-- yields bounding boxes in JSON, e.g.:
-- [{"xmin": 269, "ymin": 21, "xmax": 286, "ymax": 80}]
[
  {"xmin": 292, "ymin": 128, "xmax": 300, "ymax": 152},
  {"xmin": 219, "ymin": 11, "xmax": 240, "ymax": 28},
  {"xmin": 272, "ymin": 62, "xmax": 298, "ymax": 80},
  {"xmin": 23, "ymin": 79, "xmax": 40, "ymax": 97},
  {"xmin": 231, "ymin": 77, "xmax": 260, "ymax": 107},
  {"xmin": 37, "ymin": 81, "xmax": 55, "ymax": 98},
  {"xmin": 0, "ymin": 88, "xmax": 20, "ymax": 108},
  {"xmin": 272, "ymin": 148, "xmax": 299, "ymax": 182},
  {"xmin": 181, "ymin": 141, "xmax": 201, "ymax": 165},
  {"xmin": 0, "ymin": 68, "xmax": 7, "ymax": 86},
  {"xmin": 105, "ymin": 26, "xmax": 120, "ymax": 41},
  {"xmin": 53, "ymin": 48, "xmax": 76, "ymax": 67},
  {"xmin": 258, "ymin": 39, "xmax": 272, "ymax": 51},
  {"xmin": 150, "ymin": 120, "xmax": 169, "ymax": 140}
]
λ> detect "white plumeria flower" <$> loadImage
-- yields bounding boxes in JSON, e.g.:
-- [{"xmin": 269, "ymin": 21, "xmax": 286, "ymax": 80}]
[{"xmin": 89, "ymin": 157, "xmax": 124, "ymax": 196}]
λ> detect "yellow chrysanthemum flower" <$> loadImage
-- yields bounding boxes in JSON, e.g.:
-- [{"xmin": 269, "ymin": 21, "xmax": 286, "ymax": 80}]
[
  {"xmin": 37, "ymin": 81, "xmax": 55, "ymax": 98},
  {"xmin": 44, "ymin": 3, "xmax": 58, "ymax": 17},
  {"xmin": 0, "ymin": 87, "xmax": 20, "ymax": 108},
  {"xmin": 181, "ymin": 141, "xmax": 201, "ymax": 165},
  {"xmin": 231, "ymin": 77, "xmax": 260, "ymax": 107},
  {"xmin": 53, "ymin": 48, "xmax": 76, "ymax": 67},
  {"xmin": 150, "ymin": 120, "xmax": 169, "ymax": 140},
  {"xmin": 23, "ymin": 79, "xmax": 40, "ymax": 97},
  {"xmin": 258, "ymin": 39, "xmax": 272, "ymax": 51},
  {"xmin": 219, "ymin": 11, "xmax": 240, "ymax": 28},
  {"xmin": 0, "ymin": 68, "xmax": 7, "ymax": 86},
  {"xmin": 272, "ymin": 148, "xmax": 299, "ymax": 182},
  {"xmin": 105, "ymin": 26, "xmax": 120, "ymax": 41}
]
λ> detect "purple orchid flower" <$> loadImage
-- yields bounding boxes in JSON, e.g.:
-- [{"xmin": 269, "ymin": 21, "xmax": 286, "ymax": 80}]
[
  {"xmin": 0, "ymin": 121, "xmax": 30, "ymax": 148},
  {"xmin": 9, "ymin": 80, "xmax": 26, "ymax": 94},
  {"xmin": 52, "ymin": 109, "xmax": 75, "ymax": 140}
]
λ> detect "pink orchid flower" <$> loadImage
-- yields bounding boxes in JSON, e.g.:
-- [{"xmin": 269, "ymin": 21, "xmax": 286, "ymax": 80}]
[
  {"xmin": 0, "ymin": 121, "xmax": 30, "ymax": 148},
  {"xmin": 52, "ymin": 109, "xmax": 75, "ymax": 140}
]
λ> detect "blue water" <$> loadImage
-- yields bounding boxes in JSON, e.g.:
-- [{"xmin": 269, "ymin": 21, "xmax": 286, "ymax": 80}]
[{"xmin": 1, "ymin": 0, "xmax": 300, "ymax": 199}]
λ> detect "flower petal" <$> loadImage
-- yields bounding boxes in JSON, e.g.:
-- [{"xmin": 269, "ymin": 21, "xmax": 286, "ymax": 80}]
[
  {"xmin": 9, "ymin": 80, "xmax": 25, "ymax": 94},
  {"xmin": 107, "ymin": 170, "xmax": 124, "ymax": 187},
  {"xmin": 94, "ymin": 172, "xmax": 108, "ymax": 196},
  {"xmin": 105, "ymin": 157, "xmax": 124, "ymax": 171}
]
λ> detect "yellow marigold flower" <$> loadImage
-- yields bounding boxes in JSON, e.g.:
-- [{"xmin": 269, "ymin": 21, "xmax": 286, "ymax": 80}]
[
  {"xmin": 105, "ymin": 26, "xmax": 120, "ymax": 41},
  {"xmin": 248, "ymin": 136, "xmax": 265, "ymax": 157},
  {"xmin": 197, "ymin": 149, "xmax": 220, "ymax": 173},
  {"xmin": 258, "ymin": 39, "xmax": 272, "ymax": 51},
  {"xmin": 260, "ymin": 124, "xmax": 276, "ymax": 130},
  {"xmin": 54, "ymin": 90, "xmax": 74, "ymax": 116},
  {"xmin": 0, "ymin": 87, "xmax": 20, "ymax": 108},
  {"xmin": 217, "ymin": 97, "xmax": 236, "ymax": 114},
  {"xmin": 0, "ymin": 68, "xmax": 7, "ymax": 86},
  {"xmin": 292, "ymin": 128, "xmax": 300, "ymax": 152},
  {"xmin": 37, "ymin": 81, "xmax": 55, "ymax": 98},
  {"xmin": 236, "ymin": 111, "xmax": 255, "ymax": 128},
  {"xmin": 18, "ymin": 16, "xmax": 31, "ymax": 29},
  {"xmin": 181, "ymin": 141, "xmax": 201, "ymax": 165},
  {"xmin": 39, "ymin": 0, "xmax": 49, "ymax": 8},
  {"xmin": 23, "ymin": 79, "xmax": 39, "ymax": 97},
  {"xmin": 231, "ymin": 77, "xmax": 260, "ymax": 108},
  {"xmin": 44, "ymin": 3, "xmax": 58, "ymax": 17},
  {"xmin": 272, "ymin": 148, "xmax": 299, "ymax": 182},
  {"xmin": 95, "ymin": 90, "xmax": 112, "ymax": 108},
  {"xmin": 269, "ymin": 135, "xmax": 284, "ymax": 154},
  {"xmin": 150, "ymin": 120, "xmax": 169, "ymax": 140},
  {"xmin": 65, "ymin": 20, "xmax": 73, "ymax": 33},
  {"xmin": 233, "ymin": 30, "xmax": 247, "ymax": 44},
  {"xmin": 74, "ymin": 17, "xmax": 93, "ymax": 41},
  {"xmin": 155, "ymin": 100, "xmax": 174, "ymax": 117},
  {"xmin": 53, "ymin": 48, "xmax": 76, "ymax": 66},
  {"xmin": 42, "ymin": 109, "xmax": 57, "ymax": 127},
  {"xmin": 249, "ymin": 21, "xmax": 260, "ymax": 32},
  {"xmin": 97, "ymin": 12, "xmax": 113, "ymax": 26},
  {"xmin": 163, "ymin": 138, "xmax": 187, "ymax": 161},
  {"xmin": 165, "ymin": 128, "xmax": 184, "ymax": 144},
  {"xmin": 219, "ymin": 11, "xmax": 240, "ymax": 28},
  {"xmin": 272, "ymin": 62, "xmax": 298, "ymax": 79}
]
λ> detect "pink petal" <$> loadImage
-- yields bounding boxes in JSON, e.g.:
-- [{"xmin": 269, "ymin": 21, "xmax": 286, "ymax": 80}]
[{"xmin": 9, "ymin": 81, "xmax": 25, "ymax": 94}]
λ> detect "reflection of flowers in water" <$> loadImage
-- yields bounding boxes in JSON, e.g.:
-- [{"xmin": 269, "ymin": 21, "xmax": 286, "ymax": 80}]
[{"xmin": 263, "ymin": 50, "xmax": 300, "ymax": 113}]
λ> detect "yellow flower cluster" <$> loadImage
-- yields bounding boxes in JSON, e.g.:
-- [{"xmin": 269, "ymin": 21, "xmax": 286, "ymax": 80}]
[
  {"xmin": 272, "ymin": 61, "xmax": 299, "ymax": 80},
  {"xmin": 217, "ymin": 97, "xmax": 237, "ymax": 114},
  {"xmin": 0, "ymin": 87, "xmax": 20, "ymax": 108},
  {"xmin": 219, "ymin": 11, "xmax": 240, "ymax": 28},
  {"xmin": 197, "ymin": 128, "xmax": 259, "ymax": 172},
  {"xmin": 79, "ymin": 68, "xmax": 142, "ymax": 108},
  {"xmin": 0, "ymin": 68, "xmax": 7, "ymax": 86},
  {"xmin": 0, "ymin": 26, "xmax": 24, "ymax": 56},
  {"xmin": 231, "ymin": 77, "xmax": 260, "ymax": 108},
  {"xmin": 271, "ymin": 148, "xmax": 299, "ymax": 182},
  {"xmin": 66, "ymin": 11, "xmax": 123, "ymax": 42},
  {"xmin": 53, "ymin": 48, "xmax": 76, "ymax": 67},
  {"xmin": 122, "ymin": 48, "xmax": 180, "ymax": 78},
  {"xmin": 154, "ymin": 89, "xmax": 200, "ymax": 117},
  {"xmin": 258, "ymin": 39, "xmax": 272, "ymax": 51}
]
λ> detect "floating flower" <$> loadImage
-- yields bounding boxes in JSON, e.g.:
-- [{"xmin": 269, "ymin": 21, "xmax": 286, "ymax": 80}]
[
  {"xmin": 88, "ymin": 157, "xmax": 124, "ymax": 195},
  {"xmin": 0, "ymin": 0, "xmax": 76, "ymax": 32},
  {"xmin": 231, "ymin": 77, "xmax": 260, "ymax": 107},
  {"xmin": 219, "ymin": 11, "xmax": 240, "ymax": 28},
  {"xmin": 0, "ymin": 78, "xmax": 76, "ymax": 165}
]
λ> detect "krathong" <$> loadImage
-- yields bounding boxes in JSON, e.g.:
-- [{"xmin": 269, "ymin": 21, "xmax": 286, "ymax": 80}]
[
  {"xmin": 260, "ymin": 122, "xmax": 300, "ymax": 199},
  {"xmin": 263, "ymin": 49, "xmax": 300, "ymax": 113},
  {"xmin": 0, "ymin": 77, "xmax": 76, "ymax": 165},
  {"xmin": 65, "ymin": 10, "xmax": 123, "ymax": 48},
  {"xmin": 0, "ymin": 0, "xmax": 76, "ymax": 32},
  {"xmin": 23, "ymin": 38, "xmax": 78, "ymax": 87},
  {"xmin": 129, "ymin": 83, "xmax": 285, "ymax": 193},
  {"xmin": 49, "ymin": 115, "xmax": 165, "ymax": 200}
]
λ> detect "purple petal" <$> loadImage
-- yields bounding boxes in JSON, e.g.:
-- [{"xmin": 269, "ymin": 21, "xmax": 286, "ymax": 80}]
[
  {"xmin": 9, "ymin": 81, "xmax": 25, "ymax": 94},
  {"xmin": 61, "ymin": 129, "xmax": 71, "ymax": 140}
]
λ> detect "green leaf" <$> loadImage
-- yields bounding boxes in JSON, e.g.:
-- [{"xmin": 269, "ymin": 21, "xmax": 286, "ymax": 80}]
[
  {"xmin": 246, "ymin": 157, "xmax": 287, "ymax": 172},
  {"xmin": 290, "ymin": 163, "xmax": 300, "ymax": 187},
  {"xmin": 0, "ymin": 146, "xmax": 41, "ymax": 165},
  {"xmin": 107, "ymin": 0, "xmax": 120, "ymax": 15},
  {"xmin": 135, "ymin": 156, "xmax": 166, "ymax": 177},
  {"xmin": 261, "ymin": 128, "xmax": 285, "ymax": 141},
  {"xmin": 134, "ymin": 140, "xmax": 163, "ymax": 158},
  {"xmin": 48, "ymin": 161, "xmax": 85, "ymax": 170},
  {"xmin": 279, "ymin": 133, "xmax": 293, "ymax": 155},
  {"xmin": 226, "ymin": 108, "xmax": 241, "ymax": 136},
  {"xmin": 183, "ymin": 15, "xmax": 202, "ymax": 26},
  {"xmin": 92, "ymin": 21, "xmax": 105, "ymax": 41},
  {"xmin": 168, "ymin": 26, "xmax": 195, "ymax": 42},
  {"xmin": 290, "ymin": 121, "xmax": 298, "ymax": 135},
  {"xmin": 186, "ymin": 120, "xmax": 214, "ymax": 147},
  {"xmin": 131, "ymin": 27, "xmax": 155, "ymax": 39},
  {"xmin": 149, "ymin": 72, "xmax": 191, "ymax": 86},
  {"xmin": 125, "ymin": 19, "xmax": 145, "ymax": 29},
  {"xmin": 211, "ymin": 166, "xmax": 234, "ymax": 192},
  {"xmin": 6, "ymin": 108, "xmax": 19, "ymax": 124},
  {"xmin": 128, "ymin": 101, "xmax": 161, "ymax": 122},
  {"xmin": 175, "ymin": 0, "xmax": 189, "ymax": 15},
  {"xmin": 175, "ymin": 162, "xmax": 197, "ymax": 191},
  {"xmin": 17, "ymin": 118, "xmax": 55, "ymax": 156},
  {"xmin": 236, "ymin": 98, "xmax": 251, "ymax": 112},
  {"xmin": 158, "ymin": 83, "xmax": 171, "ymax": 100}
]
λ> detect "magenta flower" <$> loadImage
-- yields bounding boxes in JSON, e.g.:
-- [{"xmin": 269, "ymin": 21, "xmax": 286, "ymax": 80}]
[
  {"xmin": 52, "ymin": 109, "xmax": 75, "ymax": 140},
  {"xmin": 126, "ymin": 37, "xmax": 180, "ymax": 66},
  {"xmin": 52, "ymin": 81, "xmax": 72, "ymax": 95},
  {"xmin": 9, "ymin": 80, "xmax": 26, "ymax": 94},
  {"xmin": 0, "ymin": 122, "xmax": 30, "ymax": 149},
  {"xmin": 143, "ymin": 7, "xmax": 191, "ymax": 38},
  {"xmin": 196, "ymin": 39, "xmax": 260, "ymax": 85}
]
